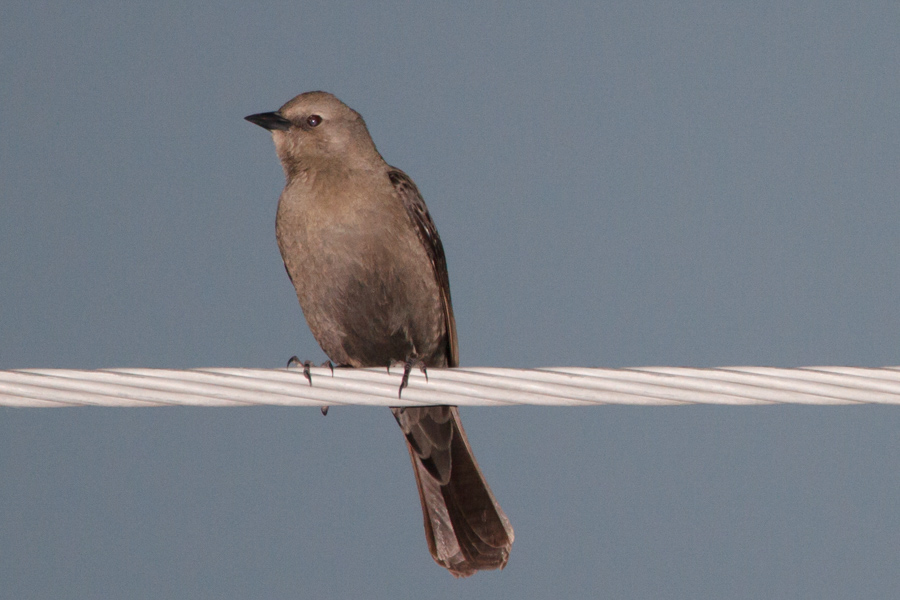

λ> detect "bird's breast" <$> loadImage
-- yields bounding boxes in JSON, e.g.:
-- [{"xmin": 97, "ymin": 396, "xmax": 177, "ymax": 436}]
[{"xmin": 274, "ymin": 180, "xmax": 446, "ymax": 367}]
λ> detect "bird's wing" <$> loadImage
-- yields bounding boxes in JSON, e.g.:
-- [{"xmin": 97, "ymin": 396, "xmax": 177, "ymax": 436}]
[
  {"xmin": 388, "ymin": 169, "xmax": 513, "ymax": 577},
  {"xmin": 388, "ymin": 168, "xmax": 459, "ymax": 367}
]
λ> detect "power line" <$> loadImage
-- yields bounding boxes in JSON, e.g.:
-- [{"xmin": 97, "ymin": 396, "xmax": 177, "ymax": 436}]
[{"xmin": 2, "ymin": 366, "xmax": 900, "ymax": 408}]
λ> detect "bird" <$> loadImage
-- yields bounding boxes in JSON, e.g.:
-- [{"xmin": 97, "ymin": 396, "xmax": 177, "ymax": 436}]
[{"xmin": 245, "ymin": 91, "xmax": 514, "ymax": 577}]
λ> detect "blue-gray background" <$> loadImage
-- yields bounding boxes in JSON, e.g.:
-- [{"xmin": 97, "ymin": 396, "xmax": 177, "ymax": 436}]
[{"xmin": 2, "ymin": 3, "xmax": 899, "ymax": 598}]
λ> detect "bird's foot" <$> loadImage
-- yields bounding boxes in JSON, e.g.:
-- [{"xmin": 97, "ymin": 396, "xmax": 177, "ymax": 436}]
[
  {"xmin": 286, "ymin": 356, "xmax": 314, "ymax": 385},
  {"xmin": 390, "ymin": 358, "xmax": 428, "ymax": 399},
  {"xmin": 286, "ymin": 356, "xmax": 335, "ymax": 415}
]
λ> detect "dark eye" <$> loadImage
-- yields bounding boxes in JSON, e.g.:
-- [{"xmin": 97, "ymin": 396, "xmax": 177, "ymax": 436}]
[{"xmin": 306, "ymin": 114, "xmax": 322, "ymax": 127}]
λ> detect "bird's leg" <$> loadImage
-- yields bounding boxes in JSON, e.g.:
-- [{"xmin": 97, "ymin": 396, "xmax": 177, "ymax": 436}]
[
  {"xmin": 393, "ymin": 358, "xmax": 428, "ymax": 398},
  {"xmin": 319, "ymin": 361, "xmax": 335, "ymax": 415},
  {"xmin": 286, "ymin": 356, "xmax": 314, "ymax": 385},
  {"xmin": 287, "ymin": 356, "xmax": 335, "ymax": 415}
]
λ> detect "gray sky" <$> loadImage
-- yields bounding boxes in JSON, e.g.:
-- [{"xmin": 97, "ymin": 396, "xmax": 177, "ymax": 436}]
[{"xmin": 2, "ymin": 2, "xmax": 900, "ymax": 598}]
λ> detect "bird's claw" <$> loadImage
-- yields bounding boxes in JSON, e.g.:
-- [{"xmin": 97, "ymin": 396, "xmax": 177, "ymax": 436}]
[
  {"xmin": 287, "ymin": 356, "xmax": 331, "ymax": 415},
  {"xmin": 292, "ymin": 357, "xmax": 314, "ymax": 386},
  {"xmin": 394, "ymin": 359, "xmax": 428, "ymax": 398}
]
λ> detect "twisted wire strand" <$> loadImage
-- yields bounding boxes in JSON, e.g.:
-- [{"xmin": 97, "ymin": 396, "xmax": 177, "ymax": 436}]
[{"xmin": 1, "ymin": 366, "xmax": 899, "ymax": 408}]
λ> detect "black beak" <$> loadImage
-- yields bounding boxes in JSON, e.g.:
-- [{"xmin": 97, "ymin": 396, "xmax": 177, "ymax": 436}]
[{"xmin": 244, "ymin": 112, "xmax": 292, "ymax": 132}]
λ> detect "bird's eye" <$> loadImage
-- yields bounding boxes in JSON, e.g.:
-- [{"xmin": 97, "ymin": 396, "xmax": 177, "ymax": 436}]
[{"xmin": 306, "ymin": 115, "xmax": 322, "ymax": 127}]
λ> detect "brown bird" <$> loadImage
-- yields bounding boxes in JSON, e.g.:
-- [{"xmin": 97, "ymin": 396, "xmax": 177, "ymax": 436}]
[{"xmin": 245, "ymin": 91, "xmax": 513, "ymax": 577}]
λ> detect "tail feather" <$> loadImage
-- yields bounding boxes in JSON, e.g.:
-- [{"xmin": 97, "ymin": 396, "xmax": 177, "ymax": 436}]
[{"xmin": 393, "ymin": 406, "xmax": 514, "ymax": 577}]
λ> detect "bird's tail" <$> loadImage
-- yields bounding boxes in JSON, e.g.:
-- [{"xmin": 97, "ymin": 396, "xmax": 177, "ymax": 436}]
[{"xmin": 392, "ymin": 405, "xmax": 514, "ymax": 577}]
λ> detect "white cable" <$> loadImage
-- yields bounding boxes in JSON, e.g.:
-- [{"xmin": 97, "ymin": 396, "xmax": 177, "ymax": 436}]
[{"xmin": 2, "ymin": 366, "xmax": 900, "ymax": 408}]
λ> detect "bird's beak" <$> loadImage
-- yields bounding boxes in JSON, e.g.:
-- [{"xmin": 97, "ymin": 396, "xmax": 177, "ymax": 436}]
[{"xmin": 245, "ymin": 112, "xmax": 292, "ymax": 132}]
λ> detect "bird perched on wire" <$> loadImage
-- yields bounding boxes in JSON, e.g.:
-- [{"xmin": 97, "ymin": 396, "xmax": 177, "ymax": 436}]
[{"xmin": 245, "ymin": 91, "xmax": 514, "ymax": 577}]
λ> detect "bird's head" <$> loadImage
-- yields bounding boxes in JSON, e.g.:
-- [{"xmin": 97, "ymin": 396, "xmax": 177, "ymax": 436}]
[{"xmin": 245, "ymin": 91, "xmax": 379, "ymax": 178}]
